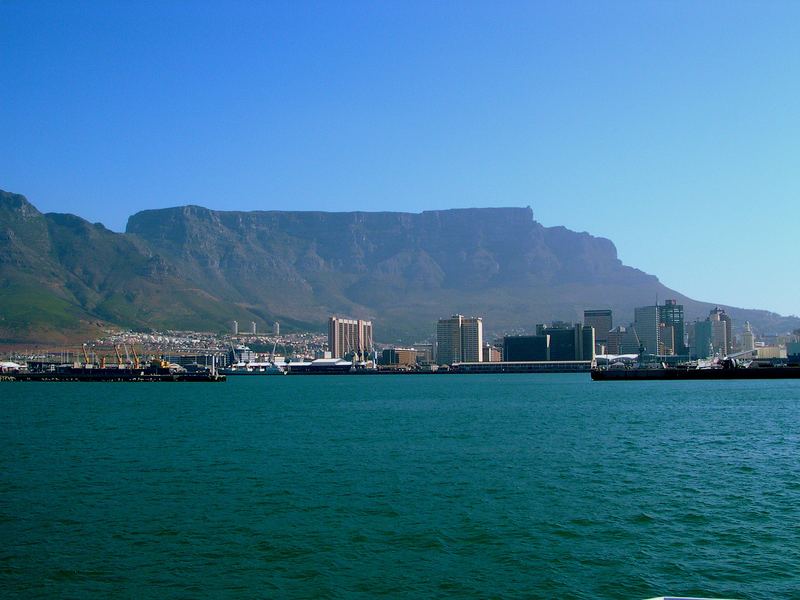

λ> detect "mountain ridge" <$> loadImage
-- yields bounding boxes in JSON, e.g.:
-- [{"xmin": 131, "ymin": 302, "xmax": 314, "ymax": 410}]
[{"xmin": 1, "ymin": 188, "xmax": 797, "ymax": 344}]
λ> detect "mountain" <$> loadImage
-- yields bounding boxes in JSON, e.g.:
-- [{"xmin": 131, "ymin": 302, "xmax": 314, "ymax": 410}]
[{"xmin": 1, "ymin": 188, "xmax": 797, "ymax": 344}]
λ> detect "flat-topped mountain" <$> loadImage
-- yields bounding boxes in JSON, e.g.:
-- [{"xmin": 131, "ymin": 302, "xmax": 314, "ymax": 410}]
[{"xmin": 1, "ymin": 188, "xmax": 797, "ymax": 343}]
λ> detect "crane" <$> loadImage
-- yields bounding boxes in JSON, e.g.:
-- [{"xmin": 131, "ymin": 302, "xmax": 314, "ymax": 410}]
[
  {"xmin": 131, "ymin": 344, "xmax": 140, "ymax": 369},
  {"xmin": 114, "ymin": 345, "xmax": 123, "ymax": 368}
]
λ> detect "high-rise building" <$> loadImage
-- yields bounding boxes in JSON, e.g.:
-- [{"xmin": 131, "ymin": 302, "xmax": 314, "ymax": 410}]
[
  {"xmin": 232, "ymin": 320, "xmax": 239, "ymax": 335},
  {"xmin": 436, "ymin": 315, "xmax": 483, "ymax": 364},
  {"xmin": 273, "ymin": 321, "xmax": 280, "ymax": 336},
  {"xmin": 328, "ymin": 316, "xmax": 373, "ymax": 359},
  {"xmin": 689, "ymin": 311, "xmax": 728, "ymax": 359},
  {"xmin": 583, "ymin": 310, "xmax": 612, "ymax": 349},
  {"xmin": 250, "ymin": 321, "xmax": 257, "ymax": 335},
  {"xmin": 658, "ymin": 324, "xmax": 675, "ymax": 355},
  {"xmin": 436, "ymin": 315, "xmax": 463, "ymax": 365},
  {"xmin": 634, "ymin": 306, "xmax": 660, "ymax": 355},
  {"xmin": 709, "ymin": 307, "xmax": 732, "ymax": 355},
  {"xmin": 461, "ymin": 317, "xmax": 483, "ymax": 363},
  {"xmin": 691, "ymin": 320, "xmax": 714, "ymax": 359},
  {"xmin": 741, "ymin": 321, "xmax": 755, "ymax": 352},
  {"xmin": 658, "ymin": 300, "xmax": 686, "ymax": 355}
]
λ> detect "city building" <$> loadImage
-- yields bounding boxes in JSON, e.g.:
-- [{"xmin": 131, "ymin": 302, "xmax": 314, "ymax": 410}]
[
  {"xmin": 658, "ymin": 323, "xmax": 675, "ymax": 355},
  {"xmin": 632, "ymin": 300, "xmax": 688, "ymax": 356},
  {"xmin": 583, "ymin": 309, "xmax": 612, "ymax": 352},
  {"xmin": 232, "ymin": 320, "xmax": 239, "ymax": 336},
  {"xmin": 709, "ymin": 307, "xmax": 733, "ymax": 355},
  {"xmin": 461, "ymin": 317, "xmax": 484, "ymax": 363},
  {"xmin": 634, "ymin": 305, "xmax": 660, "ymax": 355},
  {"xmin": 689, "ymin": 311, "xmax": 729, "ymax": 359},
  {"xmin": 659, "ymin": 299, "xmax": 687, "ymax": 355},
  {"xmin": 755, "ymin": 346, "xmax": 786, "ymax": 359},
  {"xmin": 273, "ymin": 321, "xmax": 280, "ymax": 336},
  {"xmin": 787, "ymin": 340, "xmax": 800, "ymax": 365},
  {"xmin": 413, "ymin": 343, "xmax": 435, "ymax": 365},
  {"xmin": 482, "ymin": 345, "xmax": 502, "ymax": 362},
  {"xmin": 436, "ymin": 315, "xmax": 483, "ymax": 365},
  {"xmin": 690, "ymin": 320, "xmax": 713, "ymax": 359},
  {"xmin": 503, "ymin": 335, "xmax": 550, "ymax": 361},
  {"xmin": 328, "ymin": 316, "xmax": 374, "ymax": 359},
  {"xmin": 741, "ymin": 321, "xmax": 755, "ymax": 352},
  {"xmin": 380, "ymin": 348, "xmax": 417, "ymax": 367},
  {"xmin": 531, "ymin": 323, "xmax": 595, "ymax": 361},
  {"xmin": 250, "ymin": 321, "xmax": 257, "ymax": 335},
  {"xmin": 606, "ymin": 325, "xmax": 640, "ymax": 355}
]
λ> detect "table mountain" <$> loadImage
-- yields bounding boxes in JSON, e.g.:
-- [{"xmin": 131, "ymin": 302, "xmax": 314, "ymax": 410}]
[{"xmin": 1, "ymin": 188, "xmax": 796, "ymax": 343}]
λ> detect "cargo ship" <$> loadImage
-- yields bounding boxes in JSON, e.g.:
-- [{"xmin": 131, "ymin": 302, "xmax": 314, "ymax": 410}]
[
  {"xmin": 4, "ymin": 358, "xmax": 225, "ymax": 382},
  {"xmin": 592, "ymin": 358, "xmax": 800, "ymax": 381}
]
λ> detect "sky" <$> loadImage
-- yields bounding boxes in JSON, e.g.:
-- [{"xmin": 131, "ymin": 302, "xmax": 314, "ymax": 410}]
[{"xmin": 2, "ymin": 1, "xmax": 799, "ymax": 316}]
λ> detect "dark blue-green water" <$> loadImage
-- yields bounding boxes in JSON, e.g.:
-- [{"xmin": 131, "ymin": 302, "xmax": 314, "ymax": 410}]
[{"xmin": 2, "ymin": 374, "xmax": 799, "ymax": 599}]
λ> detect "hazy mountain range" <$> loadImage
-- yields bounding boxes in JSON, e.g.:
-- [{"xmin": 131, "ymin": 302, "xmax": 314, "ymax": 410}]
[{"xmin": 1, "ymin": 188, "xmax": 797, "ymax": 345}]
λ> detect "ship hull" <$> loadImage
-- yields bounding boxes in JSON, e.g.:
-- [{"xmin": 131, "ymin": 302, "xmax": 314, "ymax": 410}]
[{"xmin": 592, "ymin": 367, "xmax": 800, "ymax": 381}]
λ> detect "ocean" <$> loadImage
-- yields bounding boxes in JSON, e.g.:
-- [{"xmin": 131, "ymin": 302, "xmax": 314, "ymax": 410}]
[{"xmin": 1, "ymin": 374, "xmax": 798, "ymax": 599}]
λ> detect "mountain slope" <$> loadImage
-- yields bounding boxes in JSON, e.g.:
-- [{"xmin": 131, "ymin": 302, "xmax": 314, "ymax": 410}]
[
  {"xmin": 126, "ymin": 204, "xmax": 799, "ymax": 341},
  {"xmin": 0, "ymin": 191, "xmax": 284, "ymax": 342},
  {"xmin": 1, "ymin": 188, "xmax": 797, "ymax": 343}
]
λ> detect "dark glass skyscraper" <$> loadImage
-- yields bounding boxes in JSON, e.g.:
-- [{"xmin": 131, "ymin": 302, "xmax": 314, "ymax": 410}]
[{"xmin": 659, "ymin": 299, "xmax": 686, "ymax": 355}]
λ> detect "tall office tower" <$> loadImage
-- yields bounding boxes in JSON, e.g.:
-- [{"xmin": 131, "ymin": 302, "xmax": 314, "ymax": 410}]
[
  {"xmin": 659, "ymin": 299, "xmax": 686, "ymax": 355},
  {"xmin": 691, "ymin": 312, "xmax": 728, "ymax": 359},
  {"xmin": 436, "ymin": 315, "xmax": 484, "ymax": 364},
  {"xmin": 691, "ymin": 320, "xmax": 714, "ymax": 359},
  {"xmin": 436, "ymin": 315, "xmax": 463, "ymax": 365},
  {"xmin": 709, "ymin": 307, "xmax": 733, "ymax": 355},
  {"xmin": 658, "ymin": 324, "xmax": 675, "ymax": 355},
  {"xmin": 707, "ymin": 310, "xmax": 728, "ymax": 355},
  {"xmin": 634, "ymin": 305, "xmax": 660, "ymax": 355},
  {"xmin": 741, "ymin": 321, "xmax": 755, "ymax": 352},
  {"xmin": 328, "ymin": 316, "xmax": 374, "ymax": 359},
  {"xmin": 460, "ymin": 317, "xmax": 483, "ymax": 362},
  {"xmin": 250, "ymin": 321, "xmax": 257, "ymax": 335},
  {"xmin": 580, "ymin": 324, "xmax": 596, "ymax": 360},
  {"xmin": 273, "ymin": 321, "xmax": 280, "ymax": 336},
  {"xmin": 358, "ymin": 319, "xmax": 374, "ymax": 358},
  {"xmin": 583, "ymin": 310, "xmax": 612, "ymax": 349},
  {"xmin": 232, "ymin": 320, "xmax": 239, "ymax": 335}
]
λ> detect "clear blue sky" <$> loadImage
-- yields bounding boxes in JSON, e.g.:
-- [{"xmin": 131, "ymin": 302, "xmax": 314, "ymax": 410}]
[{"xmin": 2, "ymin": 1, "xmax": 798, "ymax": 316}]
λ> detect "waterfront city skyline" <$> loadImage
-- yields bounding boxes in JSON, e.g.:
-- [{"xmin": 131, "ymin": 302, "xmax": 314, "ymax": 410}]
[{"xmin": 1, "ymin": 3, "xmax": 799, "ymax": 317}]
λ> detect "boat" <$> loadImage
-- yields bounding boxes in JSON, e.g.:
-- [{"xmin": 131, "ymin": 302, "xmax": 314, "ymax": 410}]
[
  {"xmin": 219, "ymin": 362, "xmax": 286, "ymax": 375},
  {"xmin": 592, "ymin": 357, "xmax": 800, "ymax": 381},
  {"xmin": 285, "ymin": 358, "xmax": 354, "ymax": 375},
  {"xmin": 6, "ymin": 361, "xmax": 225, "ymax": 382}
]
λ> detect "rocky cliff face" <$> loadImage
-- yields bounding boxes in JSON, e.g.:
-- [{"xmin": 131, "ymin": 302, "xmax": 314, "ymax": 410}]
[{"xmin": 1, "ymin": 188, "xmax": 797, "ymax": 343}]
